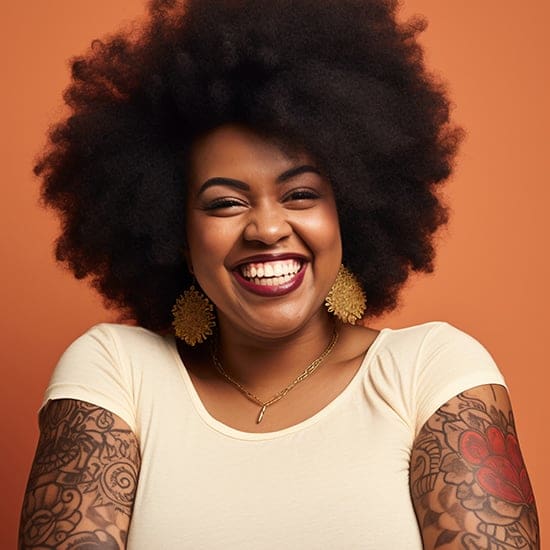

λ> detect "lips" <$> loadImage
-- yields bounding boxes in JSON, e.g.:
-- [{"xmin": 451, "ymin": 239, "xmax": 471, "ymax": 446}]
[{"xmin": 232, "ymin": 254, "xmax": 307, "ymax": 296}]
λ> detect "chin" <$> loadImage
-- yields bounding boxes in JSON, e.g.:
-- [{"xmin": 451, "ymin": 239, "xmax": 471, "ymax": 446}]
[{"xmin": 233, "ymin": 305, "xmax": 327, "ymax": 341}]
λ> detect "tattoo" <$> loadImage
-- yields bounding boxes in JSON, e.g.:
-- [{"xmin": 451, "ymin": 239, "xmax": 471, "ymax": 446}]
[
  {"xmin": 410, "ymin": 385, "xmax": 539, "ymax": 549},
  {"xmin": 19, "ymin": 399, "xmax": 140, "ymax": 549}
]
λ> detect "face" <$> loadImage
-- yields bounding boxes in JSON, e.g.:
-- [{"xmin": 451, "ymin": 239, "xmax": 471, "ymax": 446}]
[{"xmin": 185, "ymin": 124, "xmax": 342, "ymax": 340}]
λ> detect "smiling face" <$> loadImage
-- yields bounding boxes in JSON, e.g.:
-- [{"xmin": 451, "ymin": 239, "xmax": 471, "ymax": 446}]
[{"xmin": 185, "ymin": 124, "xmax": 342, "ymax": 341}]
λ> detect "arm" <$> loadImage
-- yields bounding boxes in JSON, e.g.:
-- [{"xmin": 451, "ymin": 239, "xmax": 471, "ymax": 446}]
[
  {"xmin": 410, "ymin": 384, "xmax": 539, "ymax": 549},
  {"xmin": 19, "ymin": 399, "xmax": 141, "ymax": 549}
]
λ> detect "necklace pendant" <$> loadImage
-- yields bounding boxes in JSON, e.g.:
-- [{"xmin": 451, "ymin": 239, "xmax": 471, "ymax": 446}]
[{"xmin": 257, "ymin": 405, "xmax": 267, "ymax": 424}]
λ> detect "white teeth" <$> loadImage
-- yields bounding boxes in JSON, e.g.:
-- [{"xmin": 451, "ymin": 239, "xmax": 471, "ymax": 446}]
[
  {"xmin": 247, "ymin": 275, "xmax": 293, "ymax": 286},
  {"xmin": 240, "ymin": 259, "xmax": 302, "ymax": 280}
]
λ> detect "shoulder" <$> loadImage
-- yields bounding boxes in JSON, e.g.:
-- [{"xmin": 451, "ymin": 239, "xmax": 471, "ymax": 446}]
[
  {"xmin": 45, "ymin": 323, "xmax": 177, "ymax": 434},
  {"xmin": 379, "ymin": 320, "xmax": 499, "ymax": 368},
  {"xmin": 73, "ymin": 323, "xmax": 168, "ymax": 340},
  {"xmin": 53, "ymin": 321, "xmax": 178, "ymax": 392},
  {"xmin": 381, "ymin": 319, "xmax": 479, "ymax": 344},
  {"xmin": 363, "ymin": 321, "xmax": 506, "ymax": 436},
  {"xmin": 59, "ymin": 322, "xmax": 171, "ymax": 364}
]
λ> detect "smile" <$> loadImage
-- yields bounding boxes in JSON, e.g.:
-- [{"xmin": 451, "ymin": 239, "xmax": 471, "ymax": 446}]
[
  {"xmin": 233, "ymin": 257, "xmax": 306, "ymax": 296},
  {"xmin": 240, "ymin": 259, "xmax": 301, "ymax": 284}
]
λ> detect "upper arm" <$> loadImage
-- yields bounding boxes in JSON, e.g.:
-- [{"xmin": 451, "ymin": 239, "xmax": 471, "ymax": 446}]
[
  {"xmin": 410, "ymin": 384, "xmax": 539, "ymax": 549},
  {"xmin": 19, "ymin": 399, "xmax": 141, "ymax": 550}
]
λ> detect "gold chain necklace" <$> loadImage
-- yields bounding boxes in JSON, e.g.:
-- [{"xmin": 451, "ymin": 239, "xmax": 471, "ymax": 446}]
[{"xmin": 211, "ymin": 327, "xmax": 339, "ymax": 424}]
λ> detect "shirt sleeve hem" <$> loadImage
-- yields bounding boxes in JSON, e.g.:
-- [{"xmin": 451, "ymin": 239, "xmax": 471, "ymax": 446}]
[
  {"xmin": 415, "ymin": 374, "xmax": 507, "ymax": 438},
  {"xmin": 40, "ymin": 384, "xmax": 138, "ymax": 434}
]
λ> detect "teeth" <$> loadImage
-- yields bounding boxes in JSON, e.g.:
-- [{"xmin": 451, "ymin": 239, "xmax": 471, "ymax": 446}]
[
  {"xmin": 240, "ymin": 259, "xmax": 302, "ymax": 280},
  {"xmin": 248, "ymin": 274, "xmax": 294, "ymax": 286}
]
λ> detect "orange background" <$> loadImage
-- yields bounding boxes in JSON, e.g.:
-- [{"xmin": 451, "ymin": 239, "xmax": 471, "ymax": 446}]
[{"xmin": 1, "ymin": 1, "xmax": 548, "ymax": 546}]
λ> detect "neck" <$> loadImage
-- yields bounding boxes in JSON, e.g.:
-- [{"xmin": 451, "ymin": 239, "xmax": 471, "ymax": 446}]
[{"xmin": 214, "ymin": 310, "xmax": 337, "ymax": 396}]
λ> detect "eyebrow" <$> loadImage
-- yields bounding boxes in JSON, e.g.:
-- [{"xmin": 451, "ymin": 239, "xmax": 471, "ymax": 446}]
[{"xmin": 196, "ymin": 164, "xmax": 322, "ymax": 196}]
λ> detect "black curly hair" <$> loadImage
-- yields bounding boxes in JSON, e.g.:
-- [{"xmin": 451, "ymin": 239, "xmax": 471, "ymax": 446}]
[{"xmin": 36, "ymin": 0, "xmax": 462, "ymax": 332}]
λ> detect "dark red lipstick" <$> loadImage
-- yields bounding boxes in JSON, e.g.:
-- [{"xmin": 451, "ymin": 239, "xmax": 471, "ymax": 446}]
[{"xmin": 232, "ymin": 255, "xmax": 307, "ymax": 297}]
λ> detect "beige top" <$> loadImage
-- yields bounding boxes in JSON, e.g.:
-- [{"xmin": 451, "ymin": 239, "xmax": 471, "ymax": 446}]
[{"xmin": 42, "ymin": 321, "xmax": 505, "ymax": 549}]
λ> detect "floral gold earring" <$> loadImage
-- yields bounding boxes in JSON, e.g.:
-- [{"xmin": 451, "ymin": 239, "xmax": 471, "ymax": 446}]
[
  {"xmin": 172, "ymin": 285, "xmax": 216, "ymax": 345},
  {"xmin": 325, "ymin": 265, "xmax": 366, "ymax": 324}
]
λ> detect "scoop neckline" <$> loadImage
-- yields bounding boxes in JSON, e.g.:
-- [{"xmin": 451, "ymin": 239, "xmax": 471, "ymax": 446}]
[{"xmin": 168, "ymin": 327, "xmax": 391, "ymax": 441}]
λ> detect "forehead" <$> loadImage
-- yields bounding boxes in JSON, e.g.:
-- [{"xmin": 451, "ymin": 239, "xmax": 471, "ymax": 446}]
[{"xmin": 188, "ymin": 124, "xmax": 313, "ymax": 181}]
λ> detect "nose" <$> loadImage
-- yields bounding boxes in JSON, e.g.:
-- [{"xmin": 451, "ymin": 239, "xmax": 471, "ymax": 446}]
[{"xmin": 242, "ymin": 202, "xmax": 292, "ymax": 245}]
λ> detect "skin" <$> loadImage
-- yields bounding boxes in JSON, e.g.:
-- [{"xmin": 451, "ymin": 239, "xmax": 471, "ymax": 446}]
[
  {"xmin": 410, "ymin": 384, "xmax": 539, "ymax": 549},
  {"xmin": 182, "ymin": 123, "xmax": 384, "ymax": 433},
  {"xmin": 20, "ymin": 124, "xmax": 539, "ymax": 547},
  {"xmin": 184, "ymin": 123, "xmax": 353, "ymax": 393},
  {"xmin": 19, "ymin": 399, "xmax": 140, "ymax": 550}
]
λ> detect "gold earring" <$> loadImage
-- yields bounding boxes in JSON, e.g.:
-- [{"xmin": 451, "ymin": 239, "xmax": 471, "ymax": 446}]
[
  {"xmin": 325, "ymin": 265, "xmax": 366, "ymax": 324},
  {"xmin": 172, "ymin": 286, "xmax": 216, "ymax": 346}
]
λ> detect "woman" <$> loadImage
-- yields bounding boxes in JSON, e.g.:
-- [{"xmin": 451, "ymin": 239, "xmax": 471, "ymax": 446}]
[{"xmin": 19, "ymin": 0, "xmax": 539, "ymax": 548}]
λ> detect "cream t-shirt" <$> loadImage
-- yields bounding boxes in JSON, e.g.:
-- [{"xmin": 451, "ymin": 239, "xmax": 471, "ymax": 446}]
[{"xmin": 42, "ymin": 321, "xmax": 506, "ymax": 549}]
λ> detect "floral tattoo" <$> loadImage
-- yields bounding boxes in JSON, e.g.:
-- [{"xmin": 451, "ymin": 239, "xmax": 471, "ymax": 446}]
[
  {"xmin": 410, "ymin": 385, "xmax": 539, "ymax": 549},
  {"xmin": 19, "ymin": 399, "xmax": 140, "ymax": 549}
]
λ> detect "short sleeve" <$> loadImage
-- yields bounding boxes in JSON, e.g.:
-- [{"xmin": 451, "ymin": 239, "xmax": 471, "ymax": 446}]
[
  {"xmin": 41, "ymin": 324, "xmax": 137, "ymax": 432},
  {"xmin": 414, "ymin": 322, "xmax": 506, "ymax": 437}
]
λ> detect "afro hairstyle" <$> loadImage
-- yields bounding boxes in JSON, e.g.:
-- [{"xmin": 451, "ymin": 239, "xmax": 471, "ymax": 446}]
[{"xmin": 36, "ymin": 0, "xmax": 463, "ymax": 332}]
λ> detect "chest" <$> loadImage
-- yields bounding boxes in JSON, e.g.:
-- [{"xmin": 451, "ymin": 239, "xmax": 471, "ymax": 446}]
[
  {"xmin": 129, "ymin": 396, "xmax": 422, "ymax": 549},
  {"xmin": 185, "ymin": 355, "xmax": 366, "ymax": 433}
]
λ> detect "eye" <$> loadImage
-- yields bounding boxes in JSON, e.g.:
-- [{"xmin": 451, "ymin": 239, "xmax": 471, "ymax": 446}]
[
  {"xmin": 282, "ymin": 188, "xmax": 321, "ymax": 206},
  {"xmin": 203, "ymin": 197, "xmax": 246, "ymax": 210}
]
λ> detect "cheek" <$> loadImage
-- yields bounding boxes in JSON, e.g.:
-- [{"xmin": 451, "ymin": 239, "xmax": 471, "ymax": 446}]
[
  {"xmin": 186, "ymin": 216, "xmax": 238, "ymax": 274},
  {"xmin": 304, "ymin": 203, "xmax": 342, "ymax": 254}
]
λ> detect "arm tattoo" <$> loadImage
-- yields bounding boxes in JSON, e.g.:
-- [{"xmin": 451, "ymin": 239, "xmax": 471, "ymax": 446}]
[
  {"xmin": 410, "ymin": 385, "xmax": 539, "ymax": 549},
  {"xmin": 19, "ymin": 399, "xmax": 140, "ymax": 549}
]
